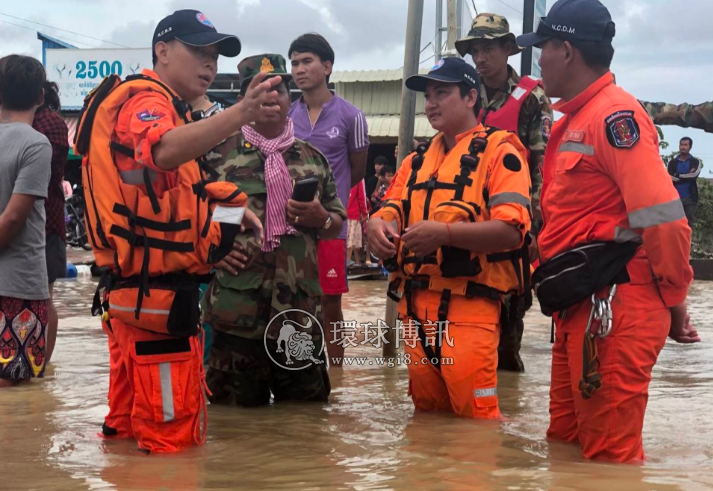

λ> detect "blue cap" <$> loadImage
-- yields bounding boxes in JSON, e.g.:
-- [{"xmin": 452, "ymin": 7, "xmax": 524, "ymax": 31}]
[
  {"xmin": 405, "ymin": 57, "xmax": 480, "ymax": 92},
  {"xmin": 153, "ymin": 10, "xmax": 241, "ymax": 58},
  {"xmin": 517, "ymin": 0, "xmax": 615, "ymax": 48}
]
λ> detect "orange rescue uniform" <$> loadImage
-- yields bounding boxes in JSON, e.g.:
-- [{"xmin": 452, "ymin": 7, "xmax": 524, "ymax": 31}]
[
  {"xmin": 538, "ymin": 72, "xmax": 692, "ymax": 462},
  {"xmin": 78, "ymin": 70, "xmax": 244, "ymax": 453},
  {"xmin": 376, "ymin": 124, "xmax": 531, "ymax": 419}
]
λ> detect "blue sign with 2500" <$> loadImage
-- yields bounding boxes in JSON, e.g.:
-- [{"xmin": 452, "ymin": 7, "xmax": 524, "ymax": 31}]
[{"xmin": 75, "ymin": 60, "xmax": 123, "ymax": 79}]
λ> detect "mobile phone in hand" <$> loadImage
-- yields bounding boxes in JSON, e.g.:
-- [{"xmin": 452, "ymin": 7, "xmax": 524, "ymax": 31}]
[{"xmin": 292, "ymin": 177, "xmax": 319, "ymax": 202}]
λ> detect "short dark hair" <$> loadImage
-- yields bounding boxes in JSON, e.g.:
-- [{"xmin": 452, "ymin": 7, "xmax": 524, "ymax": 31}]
[
  {"xmin": 551, "ymin": 36, "xmax": 615, "ymax": 70},
  {"xmin": 681, "ymin": 136, "xmax": 693, "ymax": 148},
  {"xmin": 380, "ymin": 165, "xmax": 395, "ymax": 176},
  {"xmin": 288, "ymin": 33, "xmax": 335, "ymax": 83},
  {"xmin": 574, "ymin": 40, "xmax": 615, "ymax": 69},
  {"xmin": 374, "ymin": 156, "xmax": 389, "ymax": 165},
  {"xmin": 0, "ymin": 55, "xmax": 46, "ymax": 111},
  {"xmin": 458, "ymin": 82, "xmax": 482, "ymax": 116},
  {"xmin": 41, "ymin": 81, "xmax": 61, "ymax": 111}
]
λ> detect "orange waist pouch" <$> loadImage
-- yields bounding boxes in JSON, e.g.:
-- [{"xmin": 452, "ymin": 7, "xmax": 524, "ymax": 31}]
[{"xmin": 105, "ymin": 278, "xmax": 203, "ymax": 338}]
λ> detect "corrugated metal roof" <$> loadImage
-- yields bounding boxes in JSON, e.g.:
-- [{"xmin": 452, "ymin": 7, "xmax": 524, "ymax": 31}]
[
  {"xmin": 332, "ymin": 68, "xmax": 429, "ymax": 83},
  {"xmin": 366, "ymin": 115, "xmax": 437, "ymax": 139}
]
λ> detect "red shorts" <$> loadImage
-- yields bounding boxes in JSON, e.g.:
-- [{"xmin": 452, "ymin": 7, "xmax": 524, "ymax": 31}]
[{"xmin": 318, "ymin": 239, "xmax": 348, "ymax": 295}]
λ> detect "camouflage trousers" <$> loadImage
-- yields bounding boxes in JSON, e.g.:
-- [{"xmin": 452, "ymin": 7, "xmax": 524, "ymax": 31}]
[
  {"xmin": 497, "ymin": 295, "xmax": 526, "ymax": 373},
  {"xmin": 207, "ymin": 330, "xmax": 330, "ymax": 407}
]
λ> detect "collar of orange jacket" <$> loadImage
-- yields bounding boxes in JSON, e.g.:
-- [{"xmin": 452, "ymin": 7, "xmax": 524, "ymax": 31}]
[
  {"xmin": 553, "ymin": 71, "xmax": 614, "ymax": 115},
  {"xmin": 140, "ymin": 68, "xmax": 160, "ymax": 80},
  {"xmin": 438, "ymin": 123, "xmax": 487, "ymax": 153}
]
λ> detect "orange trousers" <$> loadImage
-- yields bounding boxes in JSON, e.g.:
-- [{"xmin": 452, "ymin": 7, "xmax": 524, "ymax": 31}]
[
  {"xmin": 547, "ymin": 281, "xmax": 670, "ymax": 462},
  {"xmin": 403, "ymin": 317, "xmax": 501, "ymax": 420},
  {"xmin": 102, "ymin": 318, "xmax": 206, "ymax": 453}
]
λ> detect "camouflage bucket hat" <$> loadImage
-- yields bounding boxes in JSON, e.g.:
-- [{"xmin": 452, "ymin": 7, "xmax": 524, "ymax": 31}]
[
  {"xmin": 238, "ymin": 53, "xmax": 292, "ymax": 94},
  {"xmin": 455, "ymin": 13, "xmax": 524, "ymax": 57}
]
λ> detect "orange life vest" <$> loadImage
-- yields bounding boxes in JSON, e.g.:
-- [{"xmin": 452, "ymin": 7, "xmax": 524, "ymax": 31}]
[
  {"xmin": 382, "ymin": 127, "xmax": 532, "ymax": 312},
  {"xmin": 74, "ymin": 74, "xmax": 246, "ymax": 336}
]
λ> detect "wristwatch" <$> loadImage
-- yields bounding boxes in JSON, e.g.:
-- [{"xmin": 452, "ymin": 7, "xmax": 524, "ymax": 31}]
[{"xmin": 322, "ymin": 214, "xmax": 333, "ymax": 230}]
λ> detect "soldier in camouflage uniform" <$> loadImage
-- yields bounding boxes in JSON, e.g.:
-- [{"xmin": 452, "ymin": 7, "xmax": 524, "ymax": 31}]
[
  {"xmin": 642, "ymin": 101, "xmax": 713, "ymax": 134},
  {"xmin": 202, "ymin": 54, "xmax": 347, "ymax": 407},
  {"xmin": 456, "ymin": 13, "xmax": 554, "ymax": 372}
]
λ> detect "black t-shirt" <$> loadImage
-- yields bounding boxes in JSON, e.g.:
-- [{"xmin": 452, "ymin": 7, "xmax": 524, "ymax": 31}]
[{"xmin": 365, "ymin": 175, "xmax": 379, "ymax": 201}]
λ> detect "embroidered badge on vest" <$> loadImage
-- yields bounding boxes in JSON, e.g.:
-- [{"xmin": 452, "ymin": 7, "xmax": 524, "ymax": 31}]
[
  {"xmin": 605, "ymin": 111, "xmax": 640, "ymax": 149},
  {"xmin": 136, "ymin": 108, "xmax": 166, "ymax": 122}
]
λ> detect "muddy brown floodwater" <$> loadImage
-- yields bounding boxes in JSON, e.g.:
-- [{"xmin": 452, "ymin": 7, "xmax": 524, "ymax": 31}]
[{"xmin": 1, "ymin": 277, "xmax": 712, "ymax": 490}]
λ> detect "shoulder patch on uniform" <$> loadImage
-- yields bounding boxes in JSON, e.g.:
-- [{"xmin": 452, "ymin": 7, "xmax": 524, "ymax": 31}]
[
  {"xmin": 542, "ymin": 115, "xmax": 552, "ymax": 141},
  {"xmin": 503, "ymin": 153, "xmax": 522, "ymax": 172},
  {"xmin": 136, "ymin": 108, "xmax": 165, "ymax": 122},
  {"xmin": 605, "ymin": 110, "xmax": 640, "ymax": 149}
]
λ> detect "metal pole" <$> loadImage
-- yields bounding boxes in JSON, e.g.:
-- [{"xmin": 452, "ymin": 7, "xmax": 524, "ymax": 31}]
[
  {"xmin": 436, "ymin": 0, "xmax": 443, "ymax": 60},
  {"xmin": 456, "ymin": 0, "xmax": 463, "ymax": 40},
  {"xmin": 446, "ymin": 0, "xmax": 458, "ymax": 52},
  {"xmin": 384, "ymin": 0, "xmax": 424, "ymax": 357},
  {"xmin": 521, "ymin": 0, "xmax": 536, "ymax": 76}
]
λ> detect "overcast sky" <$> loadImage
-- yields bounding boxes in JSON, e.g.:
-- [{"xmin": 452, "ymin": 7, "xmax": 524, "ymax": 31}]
[{"xmin": 3, "ymin": 0, "xmax": 713, "ymax": 171}]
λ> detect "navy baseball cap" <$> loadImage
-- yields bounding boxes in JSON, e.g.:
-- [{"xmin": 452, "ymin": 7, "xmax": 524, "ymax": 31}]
[
  {"xmin": 153, "ymin": 10, "xmax": 241, "ymax": 58},
  {"xmin": 406, "ymin": 57, "xmax": 480, "ymax": 92},
  {"xmin": 517, "ymin": 0, "xmax": 615, "ymax": 48}
]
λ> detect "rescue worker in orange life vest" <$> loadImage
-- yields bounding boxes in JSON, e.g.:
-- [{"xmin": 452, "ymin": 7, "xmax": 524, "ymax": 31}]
[
  {"xmin": 456, "ymin": 13, "xmax": 554, "ymax": 373},
  {"xmin": 90, "ymin": 10, "xmax": 283, "ymax": 454},
  {"xmin": 368, "ymin": 58, "xmax": 532, "ymax": 419},
  {"xmin": 517, "ymin": 0, "xmax": 700, "ymax": 462}
]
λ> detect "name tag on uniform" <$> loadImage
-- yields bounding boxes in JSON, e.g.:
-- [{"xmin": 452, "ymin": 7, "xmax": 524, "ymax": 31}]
[
  {"xmin": 511, "ymin": 87, "xmax": 527, "ymax": 101},
  {"xmin": 563, "ymin": 130, "xmax": 585, "ymax": 142},
  {"xmin": 213, "ymin": 206, "xmax": 245, "ymax": 225}
]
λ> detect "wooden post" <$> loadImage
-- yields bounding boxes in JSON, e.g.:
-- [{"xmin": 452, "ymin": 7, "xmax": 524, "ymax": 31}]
[{"xmin": 384, "ymin": 0, "xmax": 424, "ymax": 357}]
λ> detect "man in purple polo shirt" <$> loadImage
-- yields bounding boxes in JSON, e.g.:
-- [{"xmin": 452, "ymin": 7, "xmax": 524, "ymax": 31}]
[{"xmin": 288, "ymin": 33, "xmax": 369, "ymax": 367}]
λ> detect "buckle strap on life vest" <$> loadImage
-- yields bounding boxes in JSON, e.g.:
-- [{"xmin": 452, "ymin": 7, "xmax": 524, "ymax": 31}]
[
  {"xmin": 435, "ymin": 288, "xmax": 451, "ymax": 363},
  {"xmin": 110, "ymin": 225, "xmax": 195, "ymax": 252},
  {"xmin": 404, "ymin": 275, "xmax": 503, "ymax": 302},
  {"xmin": 75, "ymin": 75, "xmax": 122, "ymax": 155},
  {"xmin": 387, "ymin": 278, "xmax": 402, "ymax": 303},
  {"xmin": 453, "ymin": 135, "xmax": 488, "ymax": 200},
  {"xmin": 402, "ymin": 141, "xmax": 430, "ymax": 230},
  {"xmin": 110, "ymin": 141, "xmax": 134, "ymax": 158},
  {"xmin": 410, "ymin": 181, "xmax": 460, "ymax": 192},
  {"xmin": 401, "ymin": 255, "xmax": 438, "ymax": 266},
  {"xmin": 112, "ymin": 204, "xmax": 192, "ymax": 232},
  {"xmin": 403, "ymin": 280, "xmax": 441, "ymax": 370}
]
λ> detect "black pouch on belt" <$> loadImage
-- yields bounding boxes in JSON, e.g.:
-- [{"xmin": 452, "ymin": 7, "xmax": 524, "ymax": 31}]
[{"xmin": 532, "ymin": 241, "xmax": 639, "ymax": 317}]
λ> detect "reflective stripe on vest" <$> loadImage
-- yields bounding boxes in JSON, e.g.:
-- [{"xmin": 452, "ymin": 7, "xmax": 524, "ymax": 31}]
[
  {"xmin": 629, "ymin": 199, "xmax": 686, "ymax": 229},
  {"xmin": 159, "ymin": 362, "xmax": 175, "ymax": 422},
  {"xmin": 108, "ymin": 303, "xmax": 171, "ymax": 315},
  {"xmin": 488, "ymin": 192, "xmax": 531, "ymax": 209},
  {"xmin": 119, "ymin": 168, "xmax": 158, "ymax": 185},
  {"xmin": 559, "ymin": 142, "xmax": 595, "ymax": 156},
  {"xmin": 481, "ymin": 76, "xmax": 542, "ymax": 133}
]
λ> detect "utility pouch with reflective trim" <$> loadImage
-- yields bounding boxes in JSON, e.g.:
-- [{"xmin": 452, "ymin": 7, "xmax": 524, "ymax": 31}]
[
  {"xmin": 130, "ymin": 337, "xmax": 199, "ymax": 429},
  {"xmin": 108, "ymin": 280, "xmax": 201, "ymax": 337},
  {"xmin": 533, "ymin": 241, "xmax": 638, "ymax": 317}
]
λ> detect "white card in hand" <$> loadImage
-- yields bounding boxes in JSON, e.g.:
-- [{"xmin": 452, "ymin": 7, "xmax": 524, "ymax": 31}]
[{"xmin": 213, "ymin": 206, "xmax": 245, "ymax": 225}]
